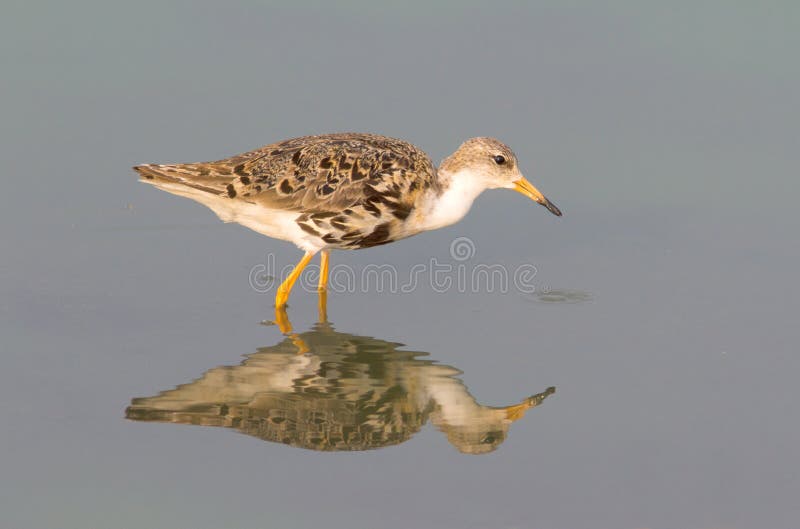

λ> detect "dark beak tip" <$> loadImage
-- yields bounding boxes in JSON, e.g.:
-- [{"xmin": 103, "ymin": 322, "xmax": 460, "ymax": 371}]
[{"xmin": 543, "ymin": 201, "xmax": 562, "ymax": 217}]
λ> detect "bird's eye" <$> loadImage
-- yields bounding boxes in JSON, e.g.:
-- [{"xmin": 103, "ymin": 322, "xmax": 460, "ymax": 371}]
[{"xmin": 493, "ymin": 155, "xmax": 506, "ymax": 165}]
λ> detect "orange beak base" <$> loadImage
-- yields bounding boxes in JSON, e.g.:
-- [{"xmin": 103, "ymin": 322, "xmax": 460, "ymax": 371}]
[{"xmin": 513, "ymin": 178, "xmax": 562, "ymax": 216}]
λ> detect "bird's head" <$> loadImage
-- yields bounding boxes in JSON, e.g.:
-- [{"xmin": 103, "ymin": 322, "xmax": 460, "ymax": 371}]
[{"xmin": 440, "ymin": 137, "xmax": 562, "ymax": 217}]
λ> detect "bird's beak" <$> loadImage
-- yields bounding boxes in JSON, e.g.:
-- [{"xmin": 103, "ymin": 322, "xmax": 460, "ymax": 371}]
[
  {"xmin": 504, "ymin": 386, "xmax": 556, "ymax": 422},
  {"xmin": 513, "ymin": 177, "xmax": 562, "ymax": 216}
]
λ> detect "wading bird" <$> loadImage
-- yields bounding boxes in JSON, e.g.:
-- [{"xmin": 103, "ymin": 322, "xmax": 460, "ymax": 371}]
[{"xmin": 135, "ymin": 133, "xmax": 561, "ymax": 307}]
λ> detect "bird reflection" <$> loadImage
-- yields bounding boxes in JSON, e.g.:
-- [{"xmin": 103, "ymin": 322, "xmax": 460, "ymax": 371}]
[{"xmin": 126, "ymin": 307, "xmax": 554, "ymax": 454}]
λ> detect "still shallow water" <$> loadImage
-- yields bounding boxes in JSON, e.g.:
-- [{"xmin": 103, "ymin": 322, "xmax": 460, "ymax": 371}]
[
  {"xmin": 126, "ymin": 314, "xmax": 557, "ymax": 456},
  {"xmin": 3, "ymin": 3, "xmax": 799, "ymax": 529}
]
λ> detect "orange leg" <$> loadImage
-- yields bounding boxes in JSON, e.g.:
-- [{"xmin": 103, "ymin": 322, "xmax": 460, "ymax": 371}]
[
  {"xmin": 275, "ymin": 251, "xmax": 315, "ymax": 308},
  {"xmin": 317, "ymin": 251, "xmax": 330, "ymax": 322},
  {"xmin": 318, "ymin": 250, "xmax": 330, "ymax": 291}
]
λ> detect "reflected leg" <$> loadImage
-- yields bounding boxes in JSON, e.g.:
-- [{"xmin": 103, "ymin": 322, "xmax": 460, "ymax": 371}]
[
  {"xmin": 273, "ymin": 305, "xmax": 309, "ymax": 354},
  {"xmin": 318, "ymin": 289, "xmax": 328, "ymax": 323}
]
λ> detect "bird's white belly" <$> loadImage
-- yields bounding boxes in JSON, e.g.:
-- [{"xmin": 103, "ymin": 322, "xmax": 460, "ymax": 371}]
[{"xmin": 150, "ymin": 182, "xmax": 325, "ymax": 252}]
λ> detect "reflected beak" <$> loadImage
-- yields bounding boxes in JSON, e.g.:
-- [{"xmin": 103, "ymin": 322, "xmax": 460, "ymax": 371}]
[
  {"xmin": 505, "ymin": 386, "xmax": 556, "ymax": 422},
  {"xmin": 513, "ymin": 177, "xmax": 562, "ymax": 216},
  {"xmin": 505, "ymin": 401, "xmax": 533, "ymax": 422}
]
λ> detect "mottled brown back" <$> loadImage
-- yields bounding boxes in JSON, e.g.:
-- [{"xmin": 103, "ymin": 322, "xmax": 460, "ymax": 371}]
[{"xmin": 134, "ymin": 132, "xmax": 440, "ymax": 249}]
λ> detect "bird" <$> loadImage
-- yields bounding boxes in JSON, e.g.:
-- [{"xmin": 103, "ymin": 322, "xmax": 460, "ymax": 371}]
[{"xmin": 134, "ymin": 133, "xmax": 561, "ymax": 307}]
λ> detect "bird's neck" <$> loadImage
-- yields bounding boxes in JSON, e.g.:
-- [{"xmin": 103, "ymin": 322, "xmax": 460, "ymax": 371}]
[
  {"xmin": 417, "ymin": 170, "xmax": 486, "ymax": 231},
  {"xmin": 421, "ymin": 368, "xmax": 488, "ymax": 424}
]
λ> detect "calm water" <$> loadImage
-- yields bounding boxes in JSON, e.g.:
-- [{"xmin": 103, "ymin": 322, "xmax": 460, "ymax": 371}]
[{"xmin": 3, "ymin": 3, "xmax": 799, "ymax": 529}]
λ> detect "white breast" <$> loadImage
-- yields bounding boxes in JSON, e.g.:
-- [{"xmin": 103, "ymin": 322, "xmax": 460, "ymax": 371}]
[{"xmin": 415, "ymin": 170, "xmax": 487, "ymax": 232}]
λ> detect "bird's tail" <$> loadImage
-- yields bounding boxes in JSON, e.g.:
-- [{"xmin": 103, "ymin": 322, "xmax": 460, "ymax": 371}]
[{"xmin": 133, "ymin": 163, "xmax": 232, "ymax": 195}]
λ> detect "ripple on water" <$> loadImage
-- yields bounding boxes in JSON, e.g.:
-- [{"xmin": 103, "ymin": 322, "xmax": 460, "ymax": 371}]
[{"xmin": 529, "ymin": 288, "xmax": 593, "ymax": 304}]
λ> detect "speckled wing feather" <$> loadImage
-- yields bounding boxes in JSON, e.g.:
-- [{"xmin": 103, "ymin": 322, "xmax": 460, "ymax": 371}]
[
  {"xmin": 135, "ymin": 133, "xmax": 439, "ymax": 249},
  {"xmin": 234, "ymin": 133, "xmax": 437, "ymax": 210}
]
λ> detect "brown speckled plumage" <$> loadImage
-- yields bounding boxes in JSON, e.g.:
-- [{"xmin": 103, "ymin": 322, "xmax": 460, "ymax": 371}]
[{"xmin": 135, "ymin": 133, "xmax": 439, "ymax": 249}]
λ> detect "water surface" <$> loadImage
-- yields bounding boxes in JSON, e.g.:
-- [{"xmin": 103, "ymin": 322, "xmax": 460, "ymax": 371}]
[{"xmin": 2, "ymin": 2, "xmax": 799, "ymax": 529}]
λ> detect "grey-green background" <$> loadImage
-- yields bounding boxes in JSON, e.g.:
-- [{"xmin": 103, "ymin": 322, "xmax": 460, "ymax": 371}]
[{"xmin": 2, "ymin": 2, "xmax": 799, "ymax": 528}]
